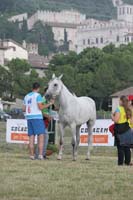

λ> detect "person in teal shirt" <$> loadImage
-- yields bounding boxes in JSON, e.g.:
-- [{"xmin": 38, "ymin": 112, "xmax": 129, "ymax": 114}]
[{"xmin": 42, "ymin": 87, "xmax": 53, "ymax": 158}]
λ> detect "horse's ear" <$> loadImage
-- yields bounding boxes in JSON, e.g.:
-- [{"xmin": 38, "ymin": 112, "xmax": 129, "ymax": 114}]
[
  {"xmin": 58, "ymin": 74, "xmax": 63, "ymax": 80},
  {"xmin": 52, "ymin": 73, "xmax": 56, "ymax": 79}
]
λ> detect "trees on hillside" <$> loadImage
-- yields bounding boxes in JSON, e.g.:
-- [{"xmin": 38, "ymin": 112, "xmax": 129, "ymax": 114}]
[
  {"xmin": 26, "ymin": 21, "xmax": 56, "ymax": 56},
  {"xmin": 0, "ymin": 0, "xmax": 36, "ymax": 14},
  {"xmin": 0, "ymin": 0, "xmax": 116, "ymax": 20},
  {"xmin": 0, "ymin": 0, "xmax": 15, "ymax": 13},
  {"xmin": 0, "ymin": 17, "xmax": 22, "ymax": 42}
]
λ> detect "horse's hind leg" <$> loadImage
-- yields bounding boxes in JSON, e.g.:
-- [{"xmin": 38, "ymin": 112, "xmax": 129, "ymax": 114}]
[
  {"xmin": 57, "ymin": 123, "xmax": 65, "ymax": 160},
  {"xmin": 86, "ymin": 120, "xmax": 94, "ymax": 160}
]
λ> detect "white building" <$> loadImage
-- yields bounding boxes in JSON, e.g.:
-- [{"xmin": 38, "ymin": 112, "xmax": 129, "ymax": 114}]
[
  {"xmin": 111, "ymin": 87, "xmax": 133, "ymax": 112},
  {"xmin": 0, "ymin": 39, "xmax": 28, "ymax": 65},
  {"xmin": 8, "ymin": 13, "xmax": 28, "ymax": 23},
  {"xmin": 27, "ymin": 10, "xmax": 86, "ymax": 51},
  {"xmin": 22, "ymin": 41, "xmax": 38, "ymax": 55},
  {"xmin": 8, "ymin": 13, "xmax": 28, "ymax": 29},
  {"xmin": 27, "ymin": 10, "xmax": 85, "ymax": 29},
  {"xmin": 76, "ymin": 2, "xmax": 133, "ymax": 53}
]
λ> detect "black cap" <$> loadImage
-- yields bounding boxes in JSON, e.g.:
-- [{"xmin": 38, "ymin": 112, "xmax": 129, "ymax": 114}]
[{"xmin": 32, "ymin": 82, "xmax": 40, "ymax": 90}]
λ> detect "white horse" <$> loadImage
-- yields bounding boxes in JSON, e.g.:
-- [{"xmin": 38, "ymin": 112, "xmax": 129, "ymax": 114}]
[{"xmin": 45, "ymin": 74, "xmax": 96, "ymax": 161}]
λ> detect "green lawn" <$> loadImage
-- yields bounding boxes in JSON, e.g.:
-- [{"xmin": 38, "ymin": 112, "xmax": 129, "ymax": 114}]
[{"xmin": 0, "ymin": 122, "xmax": 133, "ymax": 200}]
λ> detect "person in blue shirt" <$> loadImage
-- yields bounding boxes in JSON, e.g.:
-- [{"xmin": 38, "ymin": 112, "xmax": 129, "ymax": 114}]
[{"xmin": 23, "ymin": 82, "xmax": 54, "ymax": 160}]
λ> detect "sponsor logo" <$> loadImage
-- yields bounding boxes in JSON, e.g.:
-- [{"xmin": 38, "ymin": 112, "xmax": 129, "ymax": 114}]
[
  {"xmin": 80, "ymin": 127, "xmax": 109, "ymax": 134},
  {"xmin": 80, "ymin": 135, "xmax": 108, "ymax": 144}
]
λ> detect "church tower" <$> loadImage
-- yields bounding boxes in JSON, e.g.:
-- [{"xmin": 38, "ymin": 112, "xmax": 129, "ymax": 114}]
[{"xmin": 117, "ymin": 3, "xmax": 133, "ymax": 23}]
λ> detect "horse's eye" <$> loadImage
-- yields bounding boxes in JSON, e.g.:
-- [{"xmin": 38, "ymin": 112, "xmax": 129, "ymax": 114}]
[{"xmin": 54, "ymin": 83, "xmax": 58, "ymax": 87}]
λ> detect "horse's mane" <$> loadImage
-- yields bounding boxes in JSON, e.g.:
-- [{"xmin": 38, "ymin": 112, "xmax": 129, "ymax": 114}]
[{"xmin": 61, "ymin": 81, "xmax": 77, "ymax": 97}]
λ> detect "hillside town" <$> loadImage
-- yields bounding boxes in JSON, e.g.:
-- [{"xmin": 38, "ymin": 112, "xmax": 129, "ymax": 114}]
[
  {"xmin": 0, "ymin": 0, "xmax": 133, "ymax": 70},
  {"xmin": 7, "ymin": 0, "xmax": 133, "ymax": 53}
]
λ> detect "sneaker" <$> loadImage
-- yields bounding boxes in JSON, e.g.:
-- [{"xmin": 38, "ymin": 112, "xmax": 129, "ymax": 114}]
[
  {"xmin": 38, "ymin": 155, "xmax": 44, "ymax": 160},
  {"xmin": 30, "ymin": 156, "xmax": 35, "ymax": 160}
]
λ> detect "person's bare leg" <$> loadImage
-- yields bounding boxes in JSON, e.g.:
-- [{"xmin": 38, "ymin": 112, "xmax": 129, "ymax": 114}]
[
  {"xmin": 38, "ymin": 134, "xmax": 44, "ymax": 156},
  {"xmin": 29, "ymin": 135, "xmax": 35, "ymax": 157}
]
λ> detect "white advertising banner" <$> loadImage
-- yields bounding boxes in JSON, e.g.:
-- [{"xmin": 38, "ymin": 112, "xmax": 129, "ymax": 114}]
[
  {"xmin": 6, "ymin": 119, "xmax": 37, "ymax": 144},
  {"xmin": 79, "ymin": 119, "xmax": 114, "ymax": 146},
  {"xmin": 6, "ymin": 119, "xmax": 114, "ymax": 146}
]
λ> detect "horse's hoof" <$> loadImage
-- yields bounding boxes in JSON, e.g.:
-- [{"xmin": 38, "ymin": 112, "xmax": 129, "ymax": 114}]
[
  {"xmin": 57, "ymin": 156, "xmax": 62, "ymax": 160},
  {"xmin": 73, "ymin": 157, "xmax": 77, "ymax": 161},
  {"xmin": 85, "ymin": 158, "xmax": 90, "ymax": 161}
]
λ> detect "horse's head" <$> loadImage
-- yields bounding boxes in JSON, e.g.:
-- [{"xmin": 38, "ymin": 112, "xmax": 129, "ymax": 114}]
[{"xmin": 45, "ymin": 74, "xmax": 63, "ymax": 100}]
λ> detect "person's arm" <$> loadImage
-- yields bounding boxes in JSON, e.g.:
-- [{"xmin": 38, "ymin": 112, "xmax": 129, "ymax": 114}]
[
  {"xmin": 37, "ymin": 95, "xmax": 54, "ymax": 110},
  {"xmin": 22, "ymin": 105, "xmax": 26, "ymax": 112},
  {"xmin": 111, "ymin": 108, "xmax": 120, "ymax": 123},
  {"xmin": 38, "ymin": 102, "xmax": 53, "ymax": 110},
  {"xmin": 129, "ymin": 116, "xmax": 133, "ymax": 126}
]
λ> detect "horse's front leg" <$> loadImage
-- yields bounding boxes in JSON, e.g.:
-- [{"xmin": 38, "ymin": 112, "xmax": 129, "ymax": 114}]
[
  {"xmin": 86, "ymin": 121, "xmax": 94, "ymax": 160},
  {"xmin": 57, "ymin": 122, "xmax": 65, "ymax": 160},
  {"xmin": 70, "ymin": 123, "xmax": 77, "ymax": 161}
]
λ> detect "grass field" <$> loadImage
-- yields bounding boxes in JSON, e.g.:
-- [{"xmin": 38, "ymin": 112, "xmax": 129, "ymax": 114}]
[{"xmin": 0, "ymin": 122, "xmax": 133, "ymax": 200}]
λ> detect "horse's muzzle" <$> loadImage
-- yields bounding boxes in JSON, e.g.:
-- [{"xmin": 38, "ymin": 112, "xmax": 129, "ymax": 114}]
[{"xmin": 45, "ymin": 93, "xmax": 52, "ymax": 101}]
